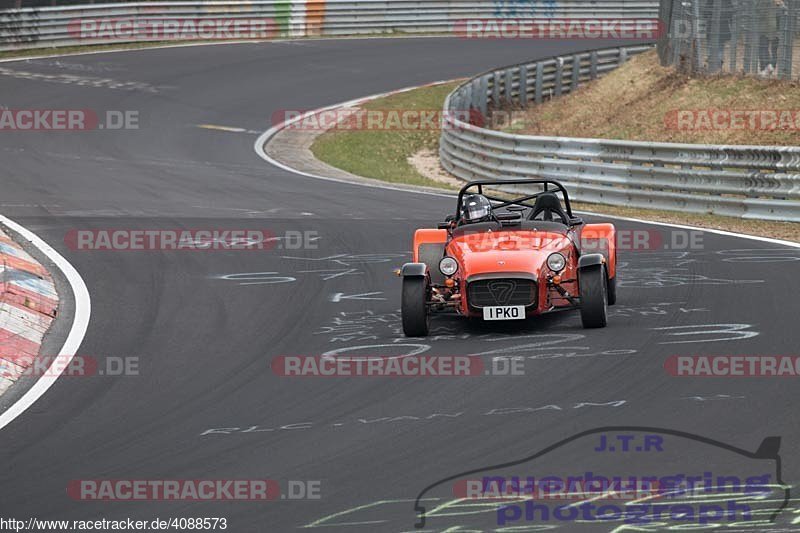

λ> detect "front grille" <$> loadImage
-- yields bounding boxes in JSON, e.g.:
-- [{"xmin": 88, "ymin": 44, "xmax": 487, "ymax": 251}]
[{"xmin": 468, "ymin": 279, "xmax": 536, "ymax": 308}]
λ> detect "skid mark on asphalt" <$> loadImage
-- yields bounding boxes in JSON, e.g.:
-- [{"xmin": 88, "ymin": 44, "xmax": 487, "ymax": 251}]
[
  {"xmin": 21, "ymin": 59, "xmax": 125, "ymax": 74},
  {"xmin": 652, "ymin": 324, "xmax": 759, "ymax": 345},
  {"xmin": 0, "ymin": 66, "xmax": 166, "ymax": 92},
  {"xmin": 190, "ymin": 206, "xmax": 317, "ymax": 217},
  {"xmin": 196, "ymin": 124, "xmax": 261, "ymax": 135},
  {"xmin": 330, "ymin": 292, "xmax": 386, "ymax": 302},
  {"xmin": 682, "ymin": 394, "xmax": 746, "ymax": 401},
  {"xmin": 198, "ymin": 400, "xmax": 630, "ymax": 437},
  {"xmin": 26, "ymin": 151, "xmax": 268, "ymax": 174},
  {"xmin": 717, "ymin": 248, "xmax": 800, "ymax": 263}
]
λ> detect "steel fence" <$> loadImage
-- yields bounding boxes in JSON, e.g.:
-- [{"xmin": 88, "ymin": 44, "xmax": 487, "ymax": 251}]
[
  {"xmin": 658, "ymin": 0, "xmax": 800, "ymax": 80},
  {"xmin": 440, "ymin": 45, "xmax": 800, "ymax": 222},
  {"xmin": 0, "ymin": 0, "xmax": 660, "ymax": 51}
]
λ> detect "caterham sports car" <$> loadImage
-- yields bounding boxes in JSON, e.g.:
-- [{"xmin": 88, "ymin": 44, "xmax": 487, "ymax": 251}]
[{"xmin": 400, "ymin": 179, "xmax": 617, "ymax": 337}]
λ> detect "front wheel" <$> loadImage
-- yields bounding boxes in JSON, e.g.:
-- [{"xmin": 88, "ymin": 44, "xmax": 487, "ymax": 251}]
[
  {"xmin": 402, "ymin": 276, "xmax": 430, "ymax": 337},
  {"xmin": 607, "ymin": 276, "xmax": 617, "ymax": 306},
  {"xmin": 580, "ymin": 265, "xmax": 608, "ymax": 328}
]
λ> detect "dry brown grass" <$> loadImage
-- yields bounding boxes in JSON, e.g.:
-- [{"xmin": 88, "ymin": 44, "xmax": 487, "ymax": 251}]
[{"xmin": 505, "ymin": 50, "xmax": 800, "ymax": 146}]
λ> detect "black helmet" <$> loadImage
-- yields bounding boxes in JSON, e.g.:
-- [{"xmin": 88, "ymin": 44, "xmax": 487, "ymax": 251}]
[{"xmin": 462, "ymin": 194, "xmax": 493, "ymax": 223}]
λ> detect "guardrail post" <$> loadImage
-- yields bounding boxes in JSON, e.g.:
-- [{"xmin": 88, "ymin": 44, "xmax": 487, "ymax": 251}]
[
  {"xmin": 535, "ymin": 62, "xmax": 544, "ymax": 104},
  {"xmin": 492, "ymin": 71, "xmax": 501, "ymax": 108},
  {"xmin": 570, "ymin": 54, "xmax": 580, "ymax": 91},
  {"xmin": 505, "ymin": 68, "xmax": 514, "ymax": 104},
  {"xmin": 590, "ymin": 50, "xmax": 598, "ymax": 79},
  {"xmin": 519, "ymin": 65, "xmax": 528, "ymax": 107},
  {"xmin": 470, "ymin": 78, "xmax": 479, "ymax": 110},
  {"xmin": 554, "ymin": 58, "xmax": 563, "ymax": 97},
  {"xmin": 453, "ymin": 90, "xmax": 463, "ymax": 115},
  {"xmin": 479, "ymin": 76, "xmax": 489, "ymax": 116},
  {"xmin": 619, "ymin": 47, "xmax": 628, "ymax": 64}
]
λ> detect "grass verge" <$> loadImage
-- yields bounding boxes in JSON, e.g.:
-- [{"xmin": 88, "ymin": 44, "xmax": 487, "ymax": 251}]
[{"xmin": 310, "ymin": 82, "xmax": 461, "ymax": 189}]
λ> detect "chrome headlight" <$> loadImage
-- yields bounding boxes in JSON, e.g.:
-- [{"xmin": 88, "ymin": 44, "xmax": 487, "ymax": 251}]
[
  {"xmin": 439, "ymin": 256, "xmax": 459, "ymax": 276},
  {"xmin": 547, "ymin": 253, "xmax": 566, "ymax": 273}
]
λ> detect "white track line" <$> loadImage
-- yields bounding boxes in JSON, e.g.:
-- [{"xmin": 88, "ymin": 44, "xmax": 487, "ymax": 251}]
[
  {"xmin": 574, "ymin": 211, "xmax": 800, "ymax": 249},
  {"xmin": 255, "ymin": 81, "xmax": 456, "ymax": 198},
  {"xmin": 255, "ymin": 86, "xmax": 800, "ymax": 250},
  {"xmin": 0, "ymin": 215, "xmax": 91, "ymax": 431}
]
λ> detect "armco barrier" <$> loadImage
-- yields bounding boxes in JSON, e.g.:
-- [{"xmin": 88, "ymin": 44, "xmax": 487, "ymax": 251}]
[
  {"xmin": 0, "ymin": 0, "xmax": 660, "ymax": 52},
  {"xmin": 440, "ymin": 45, "xmax": 800, "ymax": 222}
]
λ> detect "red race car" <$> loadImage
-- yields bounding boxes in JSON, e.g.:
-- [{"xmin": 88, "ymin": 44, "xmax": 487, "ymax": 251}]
[{"xmin": 400, "ymin": 179, "xmax": 617, "ymax": 337}]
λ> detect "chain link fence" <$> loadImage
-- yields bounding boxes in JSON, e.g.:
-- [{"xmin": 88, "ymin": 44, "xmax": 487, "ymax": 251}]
[{"xmin": 658, "ymin": 0, "xmax": 800, "ymax": 79}]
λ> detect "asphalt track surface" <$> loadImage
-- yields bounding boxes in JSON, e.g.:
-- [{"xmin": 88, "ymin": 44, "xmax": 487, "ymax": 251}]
[{"xmin": 1, "ymin": 37, "xmax": 799, "ymax": 532}]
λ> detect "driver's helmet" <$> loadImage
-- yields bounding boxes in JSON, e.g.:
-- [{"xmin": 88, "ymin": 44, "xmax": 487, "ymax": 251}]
[{"xmin": 462, "ymin": 194, "xmax": 493, "ymax": 223}]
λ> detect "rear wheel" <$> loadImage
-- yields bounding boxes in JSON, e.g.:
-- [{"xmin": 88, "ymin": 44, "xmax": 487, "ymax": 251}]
[
  {"xmin": 580, "ymin": 265, "xmax": 608, "ymax": 328},
  {"xmin": 402, "ymin": 277, "xmax": 430, "ymax": 337},
  {"xmin": 607, "ymin": 249, "xmax": 617, "ymax": 305}
]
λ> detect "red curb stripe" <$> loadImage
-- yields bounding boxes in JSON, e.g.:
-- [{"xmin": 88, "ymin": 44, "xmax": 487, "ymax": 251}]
[
  {"xmin": 0, "ymin": 331, "xmax": 41, "ymax": 365},
  {"xmin": 0, "ymin": 253, "xmax": 48, "ymax": 277},
  {"xmin": 1, "ymin": 284, "xmax": 59, "ymax": 316}
]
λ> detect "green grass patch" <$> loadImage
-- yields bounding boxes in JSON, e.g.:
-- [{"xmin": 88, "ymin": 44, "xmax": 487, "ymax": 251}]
[{"xmin": 310, "ymin": 82, "xmax": 460, "ymax": 188}]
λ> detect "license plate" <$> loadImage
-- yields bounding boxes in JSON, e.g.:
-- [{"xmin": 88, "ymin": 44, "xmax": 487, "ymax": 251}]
[{"xmin": 482, "ymin": 306, "xmax": 525, "ymax": 321}]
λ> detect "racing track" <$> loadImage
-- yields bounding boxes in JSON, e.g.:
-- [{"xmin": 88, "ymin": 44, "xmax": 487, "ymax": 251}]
[{"xmin": 1, "ymin": 37, "xmax": 799, "ymax": 531}]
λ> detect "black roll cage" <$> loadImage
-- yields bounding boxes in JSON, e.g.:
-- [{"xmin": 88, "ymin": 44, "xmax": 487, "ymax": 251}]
[{"xmin": 454, "ymin": 179, "xmax": 574, "ymax": 224}]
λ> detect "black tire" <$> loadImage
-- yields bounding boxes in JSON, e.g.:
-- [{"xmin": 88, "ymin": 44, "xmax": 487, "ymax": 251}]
[
  {"xmin": 607, "ymin": 276, "xmax": 617, "ymax": 306},
  {"xmin": 402, "ymin": 276, "xmax": 430, "ymax": 337},
  {"xmin": 580, "ymin": 265, "xmax": 608, "ymax": 328}
]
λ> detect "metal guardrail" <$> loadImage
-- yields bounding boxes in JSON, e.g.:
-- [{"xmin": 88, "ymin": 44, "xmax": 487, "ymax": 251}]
[
  {"xmin": 440, "ymin": 45, "xmax": 800, "ymax": 222},
  {"xmin": 0, "ymin": 1, "xmax": 301, "ymax": 49},
  {"xmin": 0, "ymin": 0, "xmax": 660, "ymax": 51}
]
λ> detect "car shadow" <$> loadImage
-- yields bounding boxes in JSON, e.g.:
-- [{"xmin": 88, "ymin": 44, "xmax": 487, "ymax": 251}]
[{"xmin": 430, "ymin": 309, "xmax": 580, "ymax": 337}]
